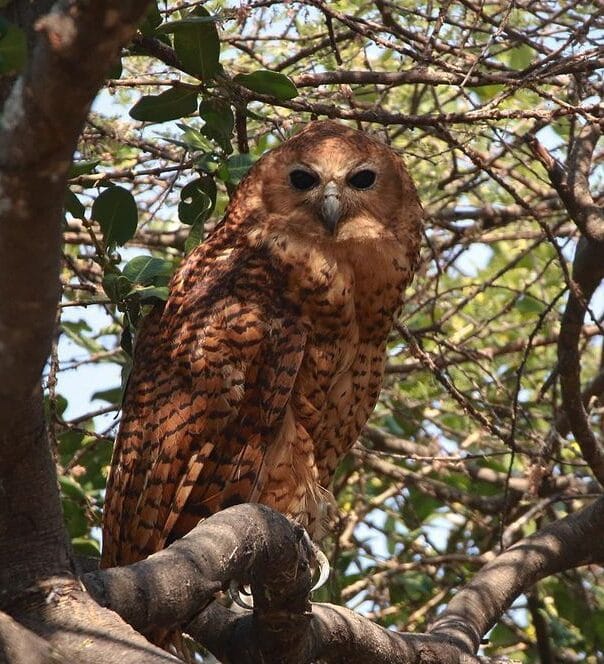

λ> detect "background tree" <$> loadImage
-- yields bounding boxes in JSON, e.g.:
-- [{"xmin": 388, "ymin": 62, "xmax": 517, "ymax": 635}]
[{"xmin": 0, "ymin": 1, "xmax": 603, "ymax": 662}]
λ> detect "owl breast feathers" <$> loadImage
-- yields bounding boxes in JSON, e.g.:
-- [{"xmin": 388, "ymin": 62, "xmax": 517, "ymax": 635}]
[{"xmin": 101, "ymin": 120, "xmax": 423, "ymax": 570}]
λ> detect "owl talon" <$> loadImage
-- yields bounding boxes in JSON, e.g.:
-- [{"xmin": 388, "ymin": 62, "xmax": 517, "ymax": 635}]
[
  {"xmin": 311, "ymin": 544, "xmax": 330, "ymax": 591},
  {"xmin": 300, "ymin": 530, "xmax": 330, "ymax": 591},
  {"xmin": 229, "ymin": 580, "xmax": 254, "ymax": 609}
]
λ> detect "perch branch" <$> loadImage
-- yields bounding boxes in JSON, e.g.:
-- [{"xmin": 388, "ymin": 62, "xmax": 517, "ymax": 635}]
[{"xmin": 87, "ymin": 499, "xmax": 604, "ymax": 663}]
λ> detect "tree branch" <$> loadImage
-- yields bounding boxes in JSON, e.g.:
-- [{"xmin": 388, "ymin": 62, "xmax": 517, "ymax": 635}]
[
  {"xmin": 429, "ymin": 496, "xmax": 604, "ymax": 652},
  {"xmin": 0, "ymin": 611, "xmax": 63, "ymax": 664},
  {"xmin": 85, "ymin": 499, "xmax": 604, "ymax": 663},
  {"xmin": 0, "ymin": 0, "xmax": 148, "ymax": 405},
  {"xmin": 0, "ymin": 2, "xmax": 186, "ymax": 661},
  {"xmin": 528, "ymin": 124, "xmax": 604, "ymax": 485},
  {"xmin": 84, "ymin": 504, "xmax": 314, "ymax": 635},
  {"xmin": 567, "ymin": 122, "xmax": 604, "ymax": 243}
]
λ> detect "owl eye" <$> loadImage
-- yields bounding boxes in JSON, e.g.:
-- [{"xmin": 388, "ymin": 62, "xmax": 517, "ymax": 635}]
[
  {"xmin": 289, "ymin": 169, "xmax": 319, "ymax": 191},
  {"xmin": 348, "ymin": 169, "xmax": 376, "ymax": 189}
]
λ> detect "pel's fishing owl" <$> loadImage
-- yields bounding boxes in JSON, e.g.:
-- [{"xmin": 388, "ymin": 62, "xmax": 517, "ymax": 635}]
[{"xmin": 102, "ymin": 121, "xmax": 422, "ymax": 573}]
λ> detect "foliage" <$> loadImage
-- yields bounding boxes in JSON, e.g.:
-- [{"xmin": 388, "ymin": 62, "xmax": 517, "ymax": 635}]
[{"xmin": 37, "ymin": 1, "xmax": 604, "ymax": 660}]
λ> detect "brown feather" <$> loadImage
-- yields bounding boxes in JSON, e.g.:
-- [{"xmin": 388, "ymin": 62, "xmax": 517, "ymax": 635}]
[{"xmin": 101, "ymin": 120, "xmax": 423, "ymax": 653}]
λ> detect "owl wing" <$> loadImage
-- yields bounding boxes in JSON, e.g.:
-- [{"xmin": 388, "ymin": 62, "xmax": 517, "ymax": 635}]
[{"xmin": 101, "ymin": 246, "xmax": 308, "ymax": 568}]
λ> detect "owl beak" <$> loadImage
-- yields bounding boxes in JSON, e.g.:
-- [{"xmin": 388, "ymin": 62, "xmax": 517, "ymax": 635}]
[{"xmin": 320, "ymin": 181, "xmax": 342, "ymax": 234}]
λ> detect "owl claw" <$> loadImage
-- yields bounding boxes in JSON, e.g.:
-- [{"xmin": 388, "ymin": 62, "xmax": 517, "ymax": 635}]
[
  {"xmin": 229, "ymin": 580, "xmax": 254, "ymax": 609},
  {"xmin": 311, "ymin": 545, "xmax": 330, "ymax": 591},
  {"xmin": 301, "ymin": 530, "xmax": 330, "ymax": 591},
  {"xmin": 229, "ymin": 532, "xmax": 330, "ymax": 610}
]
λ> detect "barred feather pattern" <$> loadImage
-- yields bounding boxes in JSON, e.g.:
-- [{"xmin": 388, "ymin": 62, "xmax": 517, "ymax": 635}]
[{"xmin": 101, "ymin": 121, "xmax": 423, "ymax": 651}]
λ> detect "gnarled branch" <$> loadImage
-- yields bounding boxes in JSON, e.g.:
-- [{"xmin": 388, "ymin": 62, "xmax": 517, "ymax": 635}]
[{"xmin": 85, "ymin": 499, "xmax": 604, "ymax": 663}]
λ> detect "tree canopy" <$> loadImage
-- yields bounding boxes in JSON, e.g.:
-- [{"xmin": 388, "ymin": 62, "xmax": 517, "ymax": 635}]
[{"xmin": 0, "ymin": 1, "xmax": 603, "ymax": 662}]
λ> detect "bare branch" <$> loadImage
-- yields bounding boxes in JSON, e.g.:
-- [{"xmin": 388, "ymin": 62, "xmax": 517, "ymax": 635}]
[{"xmin": 430, "ymin": 496, "xmax": 604, "ymax": 652}]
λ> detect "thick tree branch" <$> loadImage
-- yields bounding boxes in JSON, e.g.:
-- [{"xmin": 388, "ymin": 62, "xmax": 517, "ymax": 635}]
[
  {"xmin": 0, "ymin": 0, "xmax": 148, "ymax": 405},
  {"xmin": 566, "ymin": 122, "xmax": 604, "ymax": 243},
  {"xmin": 430, "ymin": 496, "xmax": 604, "ymax": 652},
  {"xmin": 0, "ymin": 611, "xmax": 63, "ymax": 664},
  {"xmin": 8, "ymin": 580, "xmax": 176, "ymax": 664},
  {"xmin": 88, "ymin": 504, "xmax": 483, "ymax": 663},
  {"xmin": 528, "ymin": 123, "xmax": 604, "ymax": 485},
  {"xmin": 191, "ymin": 600, "xmax": 482, "ymax": 664},
  {"xmin": 85, "ymin": 500, "xmax": 604, "ymax": 663},
  {"xmin": 0, "ymin": 2, "xmax": 184, "ymax": 662},
  {"xmin": 558, "ymin": 240, "xmax": 604, "ymax": 486},
  {"xmin": 0, "ymin": 0, "xmax": 152, "ymax": 575},
  {"xmin": 84, "ymin": 504, "xmax": 314, "ymax": 634}
]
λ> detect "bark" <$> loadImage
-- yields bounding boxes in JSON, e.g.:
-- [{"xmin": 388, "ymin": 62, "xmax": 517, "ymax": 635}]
[
  {"xmin": 538, "ymin": 124, "xmax": 604, "ymax": 484},
  {"xmin": 86, "ymin": 499, "xmax": 604, "ymax": 664},
  {"xmin": 0, "ymin": 612, "xmax": 62, "ymax": 664},
  {"xmin": 528, "ymin": 124, "xmax": 604, "ymax": 486},
  {"xmin": 0, "ymin": 1, "xmax": 176, "ymax": 661}
]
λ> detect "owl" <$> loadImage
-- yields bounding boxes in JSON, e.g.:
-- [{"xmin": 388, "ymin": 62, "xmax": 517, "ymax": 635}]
[{"xmin": 101, "ymin": 119, "xmax": 422, "ymax": 588}]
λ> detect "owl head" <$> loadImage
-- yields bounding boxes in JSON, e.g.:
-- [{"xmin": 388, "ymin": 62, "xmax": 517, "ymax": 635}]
[{"xmin": 228, "ymin": 120, "xmax": 423, "ymax": 246}]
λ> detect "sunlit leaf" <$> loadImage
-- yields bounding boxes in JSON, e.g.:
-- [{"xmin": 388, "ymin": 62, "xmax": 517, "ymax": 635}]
[
  {"xmin": 173, "ymin": 6, "xmax": 220, "ymax": 81},
  {"xmin": 122, "ymin": 255, "xmax": 173, "ymax": 287},
  {"xmin": 233, "ymin": 70, "xmax": 298, "ymax": 100}
]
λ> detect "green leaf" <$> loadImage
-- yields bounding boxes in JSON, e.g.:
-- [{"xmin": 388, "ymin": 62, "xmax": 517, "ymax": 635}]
[
  {"xmin": 122, "ymin": 255, "xmax": 173, "ymax": 286},
  {"xmin": 65, "ymin": 189, "xmax": 85, "ymax": 219},
  {"xmin": 71, "ymin": 537, "xmax": 101, "ymax": 557},
  {"xmin": 173, "ymin": 7, "xmax": 220, "ymax": 81},
  {"xmin": 0, "ymin": 19, "xmax": 26, "ymax": 75},
  {"xmin": 139, "ymin": 1, "xmax": 162, "ymax": 36},
  {"xmin": 178, "ymin": 176, "xmax": 216, "ymax": 226},
  {"xmin": 132, "ymin": 285, "xmax": 170, "ymax": 303},
  {"xmin": 59, "ymin": 475, "xmax": 88, "ymax": 502},
  {"xmin": 121, "ymin": 326, "xmax": 133, "ymax": 357},
  {"xmin": 91, "ymin": 387, "xmax": 122, "ymax": 404},
  {"xmin": 130, "ymin": 87, "xmax": 198, "ymax": 122},
  {"xmin": 102, "ymin": 272, "xmax": 133, "ymax": 303},
  {"xmin": 62, "ymin": 498, "xmax": 88, "ymax": 538},
  {"xmin": 219, "ymin": 153, "xmax": 254, "ymax": 185},
  {"xmin": 199, "ymin": 99, "xmax": 234, "ymax": 153},
  {"xmin": 233, "ymin": 70, "xmax": 298, "ymax": 100},
  {"xmin": 507, "ymin": 44, "xmax": 536, "ymax": 71},
  {"xmin": 69, "ymin": 159, "xmax": 100, "ymax": 178},
  {"xmin": 176, "ymin": 122, "xmax": 213, "ymax": 151},
  {"xmin": 92, "ymin": 186, "xmax": 138, "ymax": 247},
  {"xmin": 195, "ymin": 152, "xmax": 222, "ymax": 173},
  {"xmin": 185, "ymin": 221, "xmax": 204, "ymax": 253},
  {"xmin": 516, "ymin": 294, "xmax": 543, "ymax": 315},
  {"xmin": 44, "ymin": 393, "xmax": 68, "ymax": 419},
  {"xmin": 156, "ymin": 15, "xmax": 219, "ymax": 33},
  {"xmin": 467, "ymin": 84, "xmax": 504, "ymax": 103}
]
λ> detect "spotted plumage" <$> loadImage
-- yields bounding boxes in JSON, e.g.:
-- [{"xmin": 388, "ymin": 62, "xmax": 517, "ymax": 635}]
[{"xmin": 101, "ymin": 120, "xmax": 422, "ymax": 632}]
